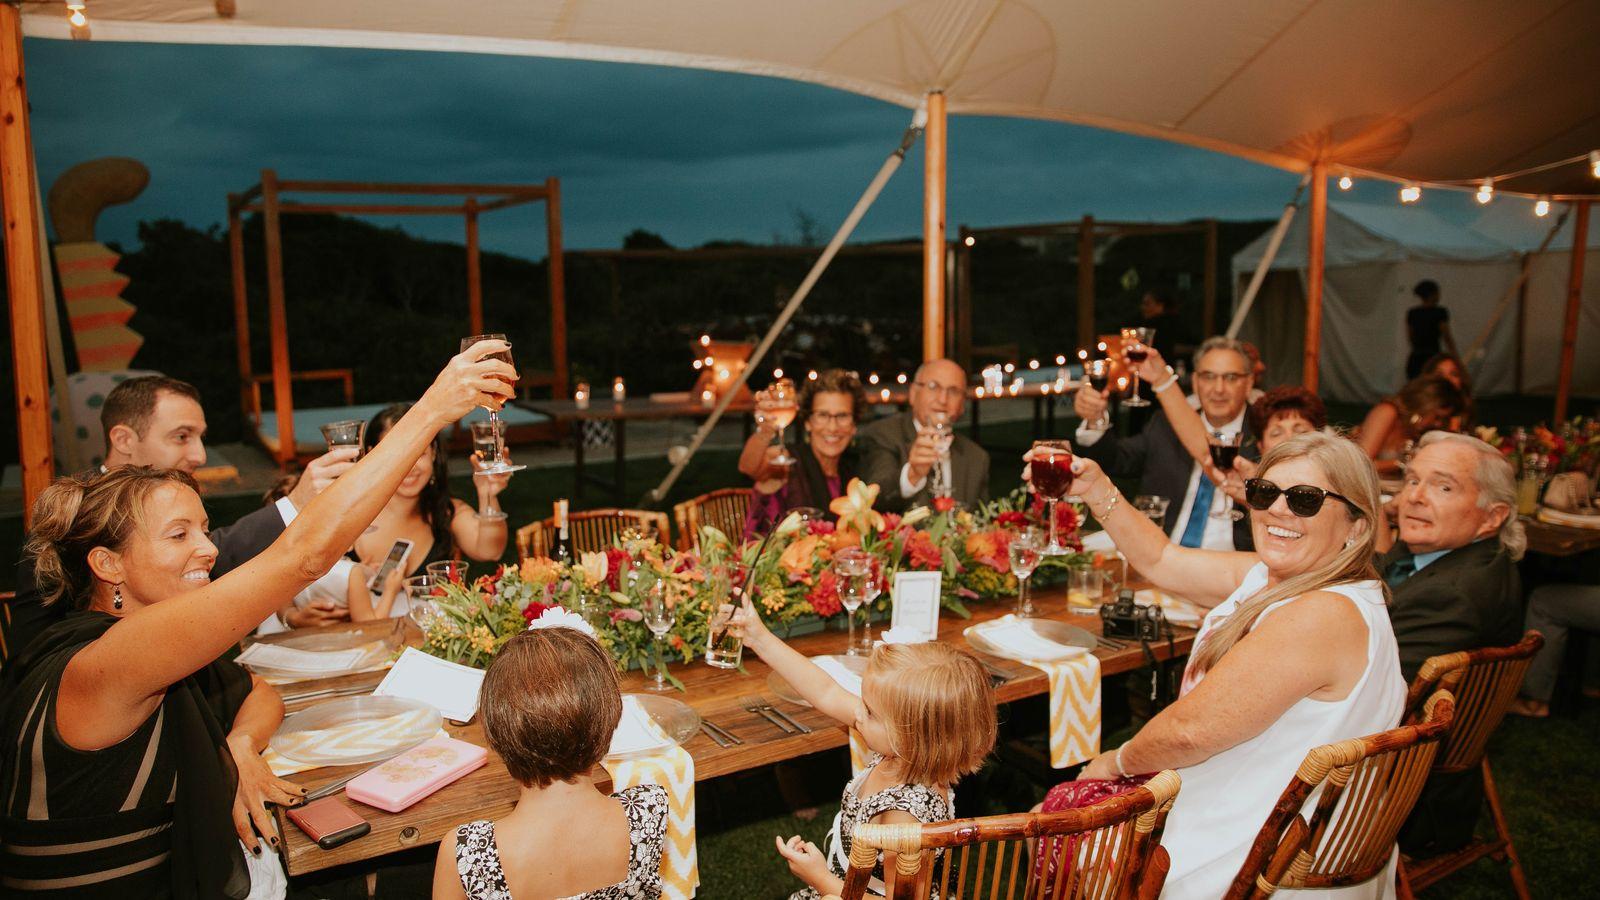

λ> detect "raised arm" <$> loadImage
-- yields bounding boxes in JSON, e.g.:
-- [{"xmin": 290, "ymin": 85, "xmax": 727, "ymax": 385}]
[
  {"xmin": 61, "ymin": 343, "xmax": 515, "ymax": 741},
  {"xmin": 1135, "ymin": 348, "xmax": 1213, "ymax": 466},
  {"xmin": 729, "ymin": 593, "xmax": 860, "ymax": 725}
]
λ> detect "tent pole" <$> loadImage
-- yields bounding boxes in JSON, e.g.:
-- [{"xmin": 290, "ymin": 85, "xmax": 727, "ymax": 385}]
[
  {"xmin": 35, "ymin": 169, "xmax": 82, "ymax": 475},
  {"xmin": 1202, "ymin": 218, "xmax": 1218, "ymax": 336},
  {"xmin": 1461, "ymin": 208, "xmax": 1566, "ymax": 364},
  {"xmin": 1, "ymin": 5, "xmax": 54, "ymax": 520},
  {"xmin": 956, "ymin": 227, "xmax": 973, "ymax": 371},
  {"xmin": 1302, "ymin": 161, "xmax": 1328, "ymax": 390},
  {"xmin": 227, "ymin": 199, "xmax": 254, "ymax": 427},
  {"xmin": 261, "ymin": 169, "xmax": 295, "ymax": 467},
  {"xmin": 545, "ymin": 177, "xmax": 568, "ymax": 397},
  {"xmin": 1226, "ymin": 177, "xmax": 1306, "ymax": 340},
  {"xmin": 1554, "ymin": 200, "xmax": 1590, "ymax": 423},
  {"xmin": 922, "ymin": 91, "xmax": 947, "ymax": 361},
  {"xmin": 465, "ymin": 197, "xmax": 483, "ymax": 336},
  {"xmin": 1077, "ymin": 215, "xmax": 1095, "ymax": 348}
]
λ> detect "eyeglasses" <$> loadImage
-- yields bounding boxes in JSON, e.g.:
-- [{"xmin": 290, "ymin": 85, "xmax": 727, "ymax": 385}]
[
  {"xmin": 913, "ymin": 381, "xmax": 965, "ymax": 400},
  {"xmin": 1193, "ymin": 371, "xmax": 1251, "ymax": 386},
  {"xmin": 810, "ymin": 411, "xmax": 854, "ymax": 426},
  {"xmin": 1243, "ymin": 478, "xmax": 1361, "ymax": 518}
]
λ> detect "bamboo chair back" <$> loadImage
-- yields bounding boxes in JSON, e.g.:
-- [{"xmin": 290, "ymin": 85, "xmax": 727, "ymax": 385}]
[
  {"xmin": 1227, "ymin": 690, "xmax": 1456, "ymax": 899},
  {"xmin": 672, "ymin": 488, "xmax": 752, "ymax": 550},
  {"xmin": 0, "ymin": 592, "xmax": 13, "ymax": 666},
  {"xmin": 1402, "ymin": 631, "xmax": 1543, "ymax": 774},
  {"xmin": 515, "ymin": 508, "xmax": 672, "ymax": 560},
  {"xmin": 823, "ymin": 770, "xmax": 1181, "ymax": 900}
]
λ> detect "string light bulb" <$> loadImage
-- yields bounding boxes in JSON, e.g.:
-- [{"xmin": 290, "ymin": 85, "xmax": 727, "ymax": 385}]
[
  {"xmin": 896, "ymin": 373, "xmax": 908, "ymax": 384},
  {"xmin": 1534, "ymin": 197, "xmax": 1551, "ymax": 218},
  {"xmin": 1337, "ymin": 175, "xmax": 1353, "ymax": 191},
  {"xmin": 1475, "ymin": 180, "xmax": 1494, "ymax": 205},
  {"xmin": 698, "ymin": 334, "xmax": 711, "ymax": 346},
  {"xmin": 1055, "ymin": 354, "xmax": 1066, "ymax": 365},
  {"xmin": 692, "ymin": 359, "xmax": 703, "ymax": 370},
  {"xmin": 1399, "ymin": 184, "xmax": 1421, "ymax": 204},
  {"xmin": 66, "ymin": 1, "xmax": 90, "ymax": 38},
  {"xmin": 963, "ymin": 235, "xmax": 976, "ymax": 247},
  {"xmin": 1027, "ymin": 359, "xmax": 1039, "ymax": 370},
  {"xmin": 772, "ymin": 368, "xmax": 783, "ymax": 379},
  {"xmin": 807, "ymin": 370, "xmax": 818, "ymax": 381},
  {"xmin": 868, "ymin": 372, "xmax": 879, "ymax": 385},
  {"xmin": 1590, "ymin": 150, "xmax": 1600, "ymax": 178}
]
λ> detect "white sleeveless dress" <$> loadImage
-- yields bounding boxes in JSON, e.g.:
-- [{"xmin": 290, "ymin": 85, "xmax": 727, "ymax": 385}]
[{"xmin": 1160, "ymin": 564, "xmax": 1405, "ymax": 900}]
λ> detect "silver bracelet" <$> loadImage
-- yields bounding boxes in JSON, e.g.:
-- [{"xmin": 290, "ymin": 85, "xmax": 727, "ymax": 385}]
[
  {"xmin": 1152, "ymin": 371, "xmax": 1178, "ymax": 393},
  {"xmin": 1115, "ymin": 744, "xmax": 1130, "ymax": 778}
]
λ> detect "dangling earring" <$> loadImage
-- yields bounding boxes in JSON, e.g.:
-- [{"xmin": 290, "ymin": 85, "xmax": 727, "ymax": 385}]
[{"xmin": 112, "ymin": 585, "xmax": 124, "ymax": 610}]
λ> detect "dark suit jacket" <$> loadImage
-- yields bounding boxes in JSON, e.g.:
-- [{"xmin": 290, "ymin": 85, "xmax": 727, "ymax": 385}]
[
  {"xmin": 1076, "ymin": 410, "xmax": 1257, "ymax": 550},
  {"xmin": 3, "ymin": 502, "xmax": 287, "ymax": 669},
  {"xmin": 1382, "ymin": 538, "xmax": 1522, "ymax": 683},
  {"xmin": 857, "ymin": 412, "xmax": 990, "ymax": 513}
]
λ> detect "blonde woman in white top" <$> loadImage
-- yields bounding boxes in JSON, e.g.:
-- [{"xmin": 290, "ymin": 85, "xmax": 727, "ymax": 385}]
[{"xmin": 1030, "ymin": 431, "xmax": 1404, "ymax": 898}]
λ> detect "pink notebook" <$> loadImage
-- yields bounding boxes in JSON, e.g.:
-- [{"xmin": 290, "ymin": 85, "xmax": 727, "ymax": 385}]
[{"xmin": 345, "ymin": 737, "xmax": 488, "ymax": 813}]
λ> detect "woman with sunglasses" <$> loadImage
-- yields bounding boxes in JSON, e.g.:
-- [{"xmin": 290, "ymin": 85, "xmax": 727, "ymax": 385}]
[
  {"xmin": 1029, "ymin": 432, "xmax": 1404, "ymax": 899},
  {"xmin": 738, "ymin": 369, "xmax": 868, "ymax": 540}
]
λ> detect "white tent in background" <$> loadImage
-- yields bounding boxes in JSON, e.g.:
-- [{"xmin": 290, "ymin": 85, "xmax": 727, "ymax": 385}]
[{"xmin": 1231, "ymin": 201, "xmax": 1599, "ymax": 403}]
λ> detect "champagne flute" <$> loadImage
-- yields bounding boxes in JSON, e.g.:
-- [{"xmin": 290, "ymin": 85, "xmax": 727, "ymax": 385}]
[
  {"xmin": 1121, "ymin": 327, "xmax": 1154, "ymax": 408},
  {"xmin": 468, "ymin": 421, "xmax": 508, "ymax": 520},
  {"xmin": 1208, "ymin": 431, "xmax": 1243, "ymax": 521},
  {"xmin": 927, "ymin": 409, "xmax": 955, "ymax": 499},
  {"xmin": 1085, "ymin": 358, "xmax": 1113, "ymax": 430},
  {"xmin": 1030, "ymin": 440, "xmax": 1075, "ymax": 555},
  {"xmin": 1008, "ymin": 527, "xmax": 1043, "ymax": 617},
  {"xmin": 460, "ymin": 334, "xmax": 526, "ymax": 475},
  {"xmin": 766, "ymin": 377, "xmax": 799, "ymax": 466},
  {"xmin": 834, "ymin": 548, "xmax": 871, "ymax": 657},
  {"xmin": 640, "ymin": 578, "xmax": 676, "ymax": 692}
]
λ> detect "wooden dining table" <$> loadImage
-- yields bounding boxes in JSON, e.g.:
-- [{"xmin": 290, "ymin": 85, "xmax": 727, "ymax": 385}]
[
  {"xmin": 263, "ymin": 584, "xmax": 1196, "ymax": 876},
  {"xmin": 1520, "ymin": 514, "xmax": 1600, "ymax": 558}
]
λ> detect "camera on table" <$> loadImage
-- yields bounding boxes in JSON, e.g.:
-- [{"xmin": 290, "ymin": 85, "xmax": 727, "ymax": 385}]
[{"xmin": 1100, "ymin": 587, "xmax": 1165, "ymax": 642}]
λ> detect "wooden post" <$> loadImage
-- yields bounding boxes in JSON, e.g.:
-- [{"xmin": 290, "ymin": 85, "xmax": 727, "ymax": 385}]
[
  {"xmin": 1, "ymin": 5, "xmax": 54, "ymax": 519},
  {"xmin": 464, "ymin": 197, "xmax": 483, "ymax": 336},
  {"xmin": 261, "ymin": 169, "xmax": 295, "ymax": 466},
  {"xmin": 956, "ymin": 227, "xmax": 973, "ymax": 372},
  {"xmin": 227, "ymin": 199, "xmax": 254, "ymax": 424},
  {"xmin": 1077, "ymin": 215, "xmax": 1095, "ymax": 348},
  {"xmin": 1203, "ymin": 218, "xmax": 1219, "ymax": 336},
  {"xmin": 1303, "ymin": 161, "xmax": 1328, "ymax": 390},
  {"xmin": 922, "ymin": 91, "xmax": 947, "ymax": 361},
  {"xmin": 1554, "ymin": 200, "xmax": 1590, "ymax": 423},
  {"xmin": 545, "ymin": 177, "xmax": 568, "ymax": 396}
]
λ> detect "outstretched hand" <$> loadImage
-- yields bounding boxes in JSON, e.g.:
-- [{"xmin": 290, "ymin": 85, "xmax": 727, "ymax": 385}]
[{"xmin": 422, "ymin": 339, "xmax": 517, "ymax": 426}]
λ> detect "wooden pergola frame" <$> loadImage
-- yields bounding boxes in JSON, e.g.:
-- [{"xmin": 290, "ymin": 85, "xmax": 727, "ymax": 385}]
[{"xmin": 226, "ymin": 170, "xmax": 568, "ymax": 466}]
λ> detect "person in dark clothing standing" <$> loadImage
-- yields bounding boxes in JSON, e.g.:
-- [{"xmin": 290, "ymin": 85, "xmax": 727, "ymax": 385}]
[
  {"xmin": 1405, "ymin": 280, "xmax": 1457, "ymax": 379},
  {"xmin": 1139, "ymin": 288, "xmax": 1192, "ymax": 367}
]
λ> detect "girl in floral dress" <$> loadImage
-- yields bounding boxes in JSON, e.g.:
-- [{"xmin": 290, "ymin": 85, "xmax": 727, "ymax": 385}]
[{"xmin": 728, "ymin": 595, "xmax": 997, "ymax": 898}]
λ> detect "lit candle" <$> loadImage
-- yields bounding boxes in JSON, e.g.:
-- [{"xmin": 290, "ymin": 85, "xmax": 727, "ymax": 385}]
[
  {"xmin": 982, "ymin": 365, "xmax": 1004, "ymax": 393},
  {"xmin": 975, "ymin": 386, "xmax": 986, "ymax": 399},
  {"xmin": 700, "ymin": 389, "xmax": 715, "ymax": 408},
  {"xmin": 612, "ymin": 377, "xmax": 626, "ymax": 403},
  {"xmin": 879, "ymin": 387, "xmax": 891, "ymax": 402},
  {"xmin": 1040, "ymin": 382, "xmax": 1051, "ymax": 394},
  {"xmin": 1004, "ymin": 362, "xmax": 1015, "ymax": 374},
  {"xmin": 1009, "ymin": 377, "xmax": 1024, "ymax": 395},
  {"xmin": 716, "ymin": 368, "xmax": 730, "ymax": 382},
  {"xmin": 574, "ymin": 382, "xmax": 591, "ymax": 410}
]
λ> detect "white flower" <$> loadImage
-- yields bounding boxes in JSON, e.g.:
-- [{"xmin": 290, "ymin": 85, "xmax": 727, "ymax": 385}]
[
  {"xmin": 579, "ymin": 551, "xmax": 609, "ymax": 587},
  {"xmin": 900, "ymin": 506, "xmax": 932, "ymax": 527},
  {"xmin": 774, "ymin": 511, "xmax": 805, "ymax": 537},
  {"xmin": 526, "ymin": 606, "xmax": 598, "ymax": 638}
]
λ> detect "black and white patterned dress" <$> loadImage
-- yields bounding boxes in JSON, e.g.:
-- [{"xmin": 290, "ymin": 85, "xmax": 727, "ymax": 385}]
[
  {"xmin": 790, "ymin": 754, "xmax": 954, "ymax": 900},
  {"xmin": 454, "ymin": 784, "xmax": 669, "ymax": 900}
]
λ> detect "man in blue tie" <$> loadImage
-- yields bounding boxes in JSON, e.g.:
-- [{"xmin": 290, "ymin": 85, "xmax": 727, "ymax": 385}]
[{"xmin": 1074, "ymin": 336, "xmax": 1257, "ymax": 550}]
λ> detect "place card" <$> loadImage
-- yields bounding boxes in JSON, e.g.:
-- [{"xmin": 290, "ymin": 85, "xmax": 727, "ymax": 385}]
[
  {"xmin": 889, "ymin": 571, "xmax": 941, "ymax": 642},
  {"xmin": 373, "ymin": 648, "xmax": 485, "ymax": 723}
]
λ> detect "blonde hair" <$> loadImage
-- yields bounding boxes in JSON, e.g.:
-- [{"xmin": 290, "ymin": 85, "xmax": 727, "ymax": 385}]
[
  {"xmin": 1190, "ymin": 432, "xmax": 1383, "ymax": 676},
  {"xmin": 861, "ymin": 642, "xmax": 996, "ymax": 787},
  {"xmin": 25, "ymin": 467, "xmax": 200, "ymax": 610}
]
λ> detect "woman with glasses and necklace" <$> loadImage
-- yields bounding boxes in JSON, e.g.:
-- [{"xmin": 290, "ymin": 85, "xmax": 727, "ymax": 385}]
[
  {"xmin": 1025, "ymin": 431, "xmax": 1404, "ymax": 899},
  {"xmin": 738, "ymin": 369, "xmax": 869, "ymax": 540}
]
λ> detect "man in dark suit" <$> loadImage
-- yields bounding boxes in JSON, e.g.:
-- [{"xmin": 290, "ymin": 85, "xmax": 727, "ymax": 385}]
[
  {"xmin": 1380, "ymin": 431, "xmax": 1522, "ymax": 856},
  {"xmin": 858, "ymin": 358, "xmax": 989, "ymax": 511},
  {"xmin": 5, "ymin": 376, "xmax": 354, "ymax": 664},
  {"xmin": 1073, "ymin": 336, "xmax": 1258, "ymax": 550}
]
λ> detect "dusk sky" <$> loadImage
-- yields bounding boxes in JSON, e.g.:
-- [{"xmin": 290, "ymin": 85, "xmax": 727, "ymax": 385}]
[{"xmin": 20, "ymin": 37, "xmax": 1481, "ymax": 258}]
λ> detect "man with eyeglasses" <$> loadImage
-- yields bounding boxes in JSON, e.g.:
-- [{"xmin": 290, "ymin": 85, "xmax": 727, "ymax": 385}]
[
  {"xmin": 1073, "ymin": 336, "xmax": 1258, "ymax": 550},
  {"xmin": 858, "ymin": 358, "xmax": 990, "ymax": 511}
]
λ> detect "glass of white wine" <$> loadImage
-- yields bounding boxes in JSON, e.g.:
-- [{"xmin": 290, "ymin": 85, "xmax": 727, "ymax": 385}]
[{"xmin": 460, "ymin": 334, "xmax": 525, "ymax": 475}]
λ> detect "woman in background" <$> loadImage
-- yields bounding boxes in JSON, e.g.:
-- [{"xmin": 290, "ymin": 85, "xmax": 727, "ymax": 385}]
[{"xmin": 737, "ymin": 369, "xmax": 867, "ymax": 540}]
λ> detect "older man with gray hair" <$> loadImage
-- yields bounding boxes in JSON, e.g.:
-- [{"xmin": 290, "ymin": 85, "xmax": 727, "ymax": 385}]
[{"xmin": 1381, "ymin": 430, "xmax": 1524, "ymax": 857}]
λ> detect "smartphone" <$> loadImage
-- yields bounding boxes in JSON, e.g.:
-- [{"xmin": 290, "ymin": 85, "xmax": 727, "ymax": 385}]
[
  {"xmin": 287, "ymin": 797, "xmax": 370, "ymax": 850},
  {"xmin": 367, "ymin": 539, "xmax": 414, "ymax": 592}
]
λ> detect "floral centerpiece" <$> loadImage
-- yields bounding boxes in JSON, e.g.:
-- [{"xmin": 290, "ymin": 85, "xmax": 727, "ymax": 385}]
[{"xmin": 1477, "ymin": 419, "xmax": 1600, "ymax": 477}]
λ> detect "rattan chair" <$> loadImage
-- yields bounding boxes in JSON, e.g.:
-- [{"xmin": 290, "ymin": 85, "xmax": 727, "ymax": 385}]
[
  {"xmin": 672, "ymin": 487, "xmax": 753, "ymax": 550},
  {"xmin": 514, "ymin": 507, "xmax": 671, "ymax": 560},
  {"xmin": 1225, "ymin": 689, "xmax": 1457, "ymax": 899},
  {"xmin": 822, "ymin": 769, "xmax": 1181, "ymax": 900},
  {"xmin": 0, "ymin": 591, "xmax": 14, "ymax": 666},
  {"xmin": 1396, "ymin": 632, "xmax": 1543, "ymax": 900}
]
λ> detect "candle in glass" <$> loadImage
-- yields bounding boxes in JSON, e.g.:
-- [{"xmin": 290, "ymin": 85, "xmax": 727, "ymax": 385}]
[
  {"xmin": 612, "ymin": 377, "xmax": 626, "ymax": 403},
  {"xmin": 574, "ymin": 382, "xmax": 591, "ymax": 410}
]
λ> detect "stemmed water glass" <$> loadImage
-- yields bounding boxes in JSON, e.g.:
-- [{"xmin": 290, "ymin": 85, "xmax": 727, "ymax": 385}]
[
  {"xmin": 834, "ymin": 548, "xmax": 874, "ymax": 657},
  {"xmin": 765, "ymin": 378, "xmax": 799, "ymax": 466},
  {"xmin": 640, "ymin": 578, "xmax": 676, "ymax": 692},
  {"xmin": 404, "ymin": 575, "xmax": 438, "ymax": 633},
  {"xmin": 460, "ymin": 334, "xmax": 525, "ymax": 475},
  {"xmin": 468, "ymin": 421, "xmax": 509, "ymax": 520},
  {"xmin": 927, "ymin": 409, "xmax": 955, "ymax": 499},
  {"xmin": 1121, "ymin": 327, "xmax": 1154, "ymax": 408},
  {"xmin": 1008, "ymin": 527, "xmax": 1043, "ymax": 618},
  {"xmin": 1208, "ymin": 431, "xmax": 1243, "ymax": 521},
  {"xmin": 1030, "ymin": 440, "xmax": 1076, "ymax": 556}
]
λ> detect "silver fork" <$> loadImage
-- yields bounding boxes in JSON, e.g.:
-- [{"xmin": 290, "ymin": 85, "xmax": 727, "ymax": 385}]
[{"xmin": 741, "ymin": 695, "xmax": 799, "ymax": 734}]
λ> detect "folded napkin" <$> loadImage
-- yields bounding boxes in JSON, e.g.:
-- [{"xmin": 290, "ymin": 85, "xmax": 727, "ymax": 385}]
[
  {"xmin": 973, "ymin": 615, "xmax": 1090, "ymax": 662},
  {"xmin": 608, "ymin": 696, "xmax": 671, "ymax": 757},
  {"xmin": 604, "ymin": 743, "xmax": 699, "ymax": 900},
  {"xmin": 264, "ymin": 719, "xmax": 449, "ymax": 777},
  {"xmin": 1079, "ymin": 530, "xmax": 1116, "ymax": 552},
  {"xmin": 814, "ymin": 656, "xmax": 864, "ymax": 697},
  {"xmin": 236, "ymin": 642, "xmax": 367, "ymax": 676},
  {"xmin": 1031, "ymin": 653, "xmax": 1101, "ymax": 769}
]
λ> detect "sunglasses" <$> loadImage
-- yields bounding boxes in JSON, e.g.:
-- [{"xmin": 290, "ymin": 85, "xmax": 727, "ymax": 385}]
[{"xmin": 1243, "ymin": 478, "xmax": 1361, "ymax": 518}]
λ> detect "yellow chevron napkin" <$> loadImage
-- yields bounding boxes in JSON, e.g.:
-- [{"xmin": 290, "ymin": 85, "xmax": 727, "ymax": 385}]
[
  {"xmin": 848, "ymin": 727, "xmax": 871, "ymax": 777},
  {"xmin": 264, "ymin": 706, "xmax": 445, "ymax": 777},
  {"xmin": 1024, "ymin": 651, "xmax": 1101, "ymax": 768},
  {"xmin": 604, "ymin": 745, "xmax": 699, "ymax": 899}
]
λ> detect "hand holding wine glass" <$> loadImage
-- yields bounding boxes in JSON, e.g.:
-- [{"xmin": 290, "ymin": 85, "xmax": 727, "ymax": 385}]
[
  {"xmin": 766, "ymin": 378, "xmax": 799, "ymax": 466},
  {"xmin": 1082, "ymin": 359, "xmax": 1113, "ymax": 430},
  {"xmin": 420, "ymin": 337, "xmax": 516, "ymax": 427},
  {"xmin": 1131, "ymin": 345, "xmax": 1170, "ymax": 387},
  {"xmin": 459, "ymin": 334, "xmax": 525, "ymax": 475},
  {"xmin": 1120, "ymin": 327, "xmax": 1155, "ymax": 408},
  {"xmin": 1028, "ymin": 440, "xmax": 1076, "ymax": 555},
  {"xmin": 1208, "ymin": 431, "xmax": 1244, "ymax": 520}
]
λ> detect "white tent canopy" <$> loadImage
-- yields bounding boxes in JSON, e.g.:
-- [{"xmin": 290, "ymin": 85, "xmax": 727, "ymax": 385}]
[
  {"xmin": 23, "ymin": 0, "xmax": 1600, "ymax": 199},
  {"xmin": 1231, "ymin": 200, "xmax": 1599, "ymax": 403}
]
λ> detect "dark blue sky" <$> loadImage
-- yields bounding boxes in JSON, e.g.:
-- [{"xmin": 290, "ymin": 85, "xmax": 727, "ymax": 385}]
[{"xmin": 20, "ymin": 38, "xmax": 1453, "ymax": 257}]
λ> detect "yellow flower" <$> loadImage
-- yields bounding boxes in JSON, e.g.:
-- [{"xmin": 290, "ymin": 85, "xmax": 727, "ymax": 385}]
[
  {"xmin": 579, "ymin": 551, "xmax": 609, "ymax": 588},
  {"xmin": 519, "ymin": 556, "xmax": 562, "ymax": 586},
  {"xmin": 830, "ymin": 477, "xmax": 885, "ymax": 535}
]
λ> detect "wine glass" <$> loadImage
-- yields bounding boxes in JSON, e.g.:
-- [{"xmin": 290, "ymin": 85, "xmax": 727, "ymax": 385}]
[
  {"xmin": 834, "ymin": 548, "xmax": 873, "ymax": 657},
  {"xmin": 468, "ymin": 421, "xmax": 509, "ymax": 520},
  {"xmin": 640, "ymin": 578, "xmax": 676, "ymax": 692},
  {"xmin": 1008, "ymin": 527, "xmax": 1043, "ymax": 617},
  {"xmin": 1121, "ymin": 327, "xmax": 1154, "ymax": 408},
  {"xmin": 403, "ymin": 575, "xmax": 438, "ymax": 634},
  {"xmin": 460, "ymin": 334, "xmax": 526, "ymax": 475},
  {"xmin": 1030, "ymin": 440, "xmax": 1075, "ymax": 556},
  {"xmin": 927, "ymin": 409, "xmax": 955, "ymax": 499},
  {"xmin": 856, "ymin": 555, "xmax": 882, "ymax": 653},
  {"xmin": 1085, "ymin": 358, "xmax": 1113, "ymax": 430},
  {"xmin": 766, "ymin": 378, "xmax": 799, "ymax": 466},
  {"xmin": 1208, "ymin": 431, "xmax": 1243, "ymax": 521}
]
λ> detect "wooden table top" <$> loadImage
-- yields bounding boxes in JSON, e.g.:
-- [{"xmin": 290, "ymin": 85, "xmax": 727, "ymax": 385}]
[
  {"xmin": 265, "ymin": 585, "xmax": 1194, "ymax": 875},
  {"xmin": 1521, "ymin": 515, "xmax": 1600, "ymax": 558}
]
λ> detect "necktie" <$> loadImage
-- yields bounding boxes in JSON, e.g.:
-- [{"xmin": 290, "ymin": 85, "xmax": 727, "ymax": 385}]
[
  {"xmin": 1179, "ymin": 474, "xmax": 1213, "ymax": 548},
  {"xmin": 1386, "ymin": 554, "xmax": 1417, "ymax": 588}
]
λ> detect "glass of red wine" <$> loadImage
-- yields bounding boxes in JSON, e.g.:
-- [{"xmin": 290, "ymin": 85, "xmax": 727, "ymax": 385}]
[
  {"xmin": 460, "ymin": 334, "xmax": 526, "ymax": 475},
  {"xmin": 1121, "ymin": 327, "xmax": 1154, "ymax": 408},
  {"xmin": 1209, "ymin": 431, "xmax": 1243, "ymax": 520},
  {"xmin": 1030, "ymin": 439, "xmax": 1076, "ymax": 555},
  {"xmin": 1085, "ymin": 358, "xmax": 1112, "ymax": 430}
]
